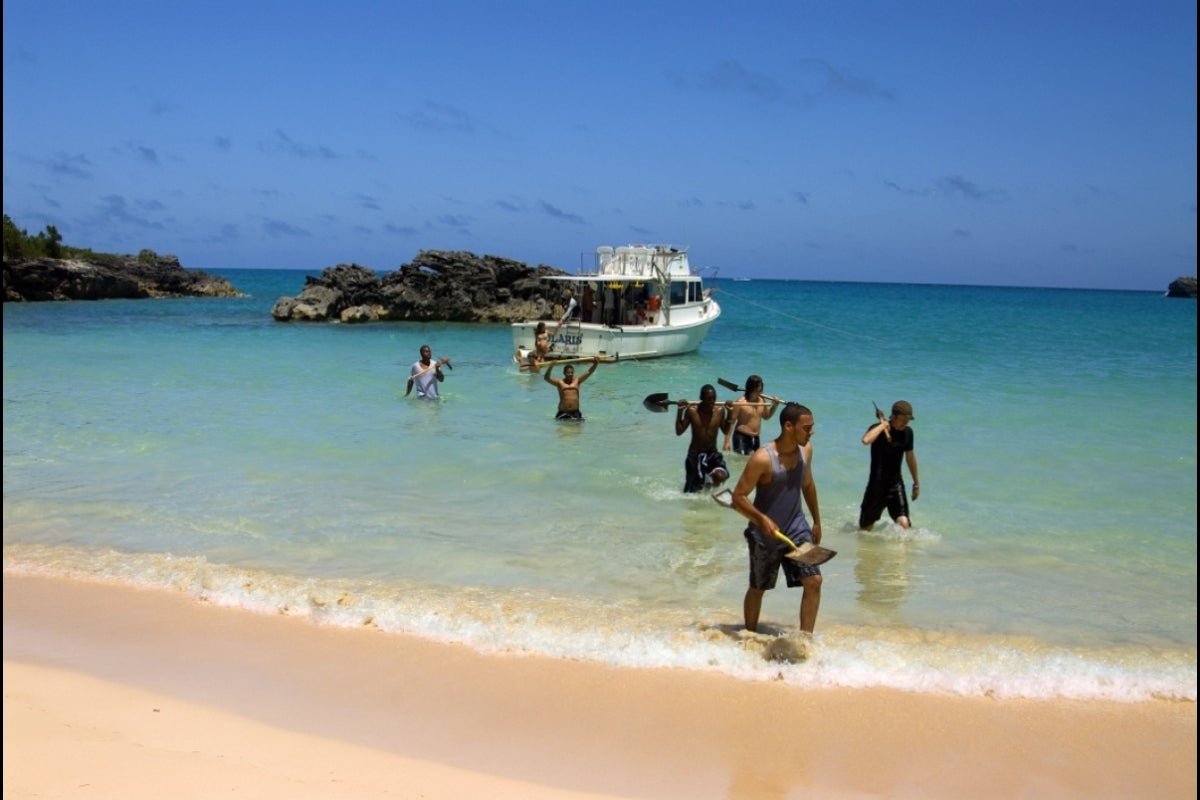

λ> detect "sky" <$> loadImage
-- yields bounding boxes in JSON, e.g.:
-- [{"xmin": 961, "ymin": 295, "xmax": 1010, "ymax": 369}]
[{"xmin": 3, "ymin": 1, "xmax": 1196, "ymax": 290}]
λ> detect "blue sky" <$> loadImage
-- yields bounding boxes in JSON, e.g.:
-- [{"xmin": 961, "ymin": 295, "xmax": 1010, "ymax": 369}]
[{"xmin": 3, "ymin": 1, "xmax": 1195, "ymax": 289}]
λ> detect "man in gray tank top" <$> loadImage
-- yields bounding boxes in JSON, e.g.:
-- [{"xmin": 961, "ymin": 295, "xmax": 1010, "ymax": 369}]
[{"xmin": 729, "ymin": 403, "xmax": 824, "ymax": 634}]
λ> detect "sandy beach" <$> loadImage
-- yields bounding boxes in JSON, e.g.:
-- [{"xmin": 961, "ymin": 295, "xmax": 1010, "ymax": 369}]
[{"xmin": 4, "ymin": 573, "xmax": 1195, "ymax": 799}]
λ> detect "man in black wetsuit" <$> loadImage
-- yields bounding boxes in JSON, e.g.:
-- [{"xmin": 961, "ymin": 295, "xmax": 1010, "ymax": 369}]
[{"xmin": 858, "ymin": 400, "xmax": 921, "ymax": 530}]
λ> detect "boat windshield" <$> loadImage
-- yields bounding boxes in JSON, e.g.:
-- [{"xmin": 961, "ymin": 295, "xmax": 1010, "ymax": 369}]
[{"xmin": 669, "ymin": 279, "xmax": 703, "ymax": 305}]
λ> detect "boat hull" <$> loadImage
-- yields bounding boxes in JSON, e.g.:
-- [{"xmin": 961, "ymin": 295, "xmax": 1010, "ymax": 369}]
[{"xmin": 512, "ymin": 309, "xmax": 719, "ymax": 362}]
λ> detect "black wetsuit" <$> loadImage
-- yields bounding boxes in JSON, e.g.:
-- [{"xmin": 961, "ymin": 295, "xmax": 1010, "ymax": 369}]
[{"xmin": 858, "ymin": 425, "xmax": 914, "ymax": 527}]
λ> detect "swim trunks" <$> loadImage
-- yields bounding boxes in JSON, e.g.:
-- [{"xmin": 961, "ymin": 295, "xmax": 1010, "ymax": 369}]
[
  {"xmin": 683, "ymin": 450, "xmax": 728, "ymax": 493},
  {"xmin": 731, "ymin": 430, "xmax": 760, "ymax": 455},
  {"xmin": 858, "ymin": 480, "xmax": 910, "ymax": 528},
  {"xmin": 556, "ymin": 409, "xmax": 584, "ymax": 421},
  {"xmin": 744, "ymin": 528, "xmax": 821, "ymax": 589}
]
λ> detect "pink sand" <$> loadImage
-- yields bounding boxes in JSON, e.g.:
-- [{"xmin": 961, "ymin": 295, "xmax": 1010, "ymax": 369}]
[{"xmin": 4, "ymin": 573, "xmax": 1195, "ymax": 798}]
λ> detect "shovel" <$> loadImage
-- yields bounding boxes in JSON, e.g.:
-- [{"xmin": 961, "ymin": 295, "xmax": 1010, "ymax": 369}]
[
  {"xmin": 643, "ymin": 393, "xmax": 772, "ymax": 413},
  {"xmin": 410, "ymin": 357, "xmax": 453, "ymax": 380},
  {"xmin": 518, "ymin": 353, "xmax": 618, "ymax": 372},
  {"xmin": 542, "ymin": 354, "xmax": 618, "ymax": 367},
  {"xmin": 710, "ymin": 489, "xmax": 837, "ymax": 566},
  {"xmin": 717, "ymin": 378, "xmax": 785, "ymax": 404},
  {"xmin": 643, "ymin": 393, "xmax": 688, "ymax": 411}
]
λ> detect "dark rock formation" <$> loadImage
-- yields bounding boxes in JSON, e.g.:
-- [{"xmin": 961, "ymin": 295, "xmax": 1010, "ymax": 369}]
[
  {"xmin": 3, "ymin": 254, "xmax": 240, "ymax": 302},
  {"xmin": 270, "ymin": 250, "xmax": 570, "ymax": 323},
  {"xmin": 1166, "ymin": 277, "xmax": 1197, "ymax": 298}
]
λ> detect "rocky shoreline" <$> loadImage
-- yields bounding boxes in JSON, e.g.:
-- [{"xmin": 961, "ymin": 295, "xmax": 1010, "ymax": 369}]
[
  {"xmin": 5, "ymin": 250, "xmax": 1195, "ymax": 309},
  {"xmin": 3, "ymin": 254, "xmax": 240, "ymax": 302},
  {"xmin": 1166, "ymin": 277, "xmax": 1197, "ymax": 298},
  {"xmin": 269, "ymin": 250, "xmax": 569, "ymax": 323}
]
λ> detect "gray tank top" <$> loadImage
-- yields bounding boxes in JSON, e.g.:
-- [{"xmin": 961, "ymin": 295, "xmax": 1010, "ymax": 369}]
[{"xmin": 746, "ymin": 442, "xmax": 812, "ymax": 545}]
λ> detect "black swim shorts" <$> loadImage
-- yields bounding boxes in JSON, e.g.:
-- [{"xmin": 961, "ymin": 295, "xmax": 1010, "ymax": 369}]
[
  {"xmin": 858, "ymin": 480, "xmax": 910, "ymax": 528},
  {"xmin": 683, "ymin": 450, "xmax": 728, "ymax": 493},
  {"xmin": 744, "ymin": 528, "xmax": 821, "ymax": 589},
  {"xmin": 731, "ymin": 430, "xmax": 760, "ymax": 455}
]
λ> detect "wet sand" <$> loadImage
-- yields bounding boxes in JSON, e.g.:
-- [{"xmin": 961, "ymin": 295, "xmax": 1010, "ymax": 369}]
[{"xmin": 4, "ymin": 573, "xmax": 1195, "ymax": 799}]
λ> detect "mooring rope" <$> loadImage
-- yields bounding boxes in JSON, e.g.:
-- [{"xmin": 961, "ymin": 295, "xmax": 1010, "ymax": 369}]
[{"xmin": 713, "ymin": 286, "xmax": 890, "ymax": 344}]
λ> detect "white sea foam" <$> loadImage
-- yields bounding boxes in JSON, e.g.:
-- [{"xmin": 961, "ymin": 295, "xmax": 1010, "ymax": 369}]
[{"xmin": 6, "ymin": 544, "xmax": 1194, "ymax": 703}]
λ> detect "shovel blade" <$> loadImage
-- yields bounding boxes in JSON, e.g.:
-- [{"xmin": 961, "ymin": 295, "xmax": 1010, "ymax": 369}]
[
  {"xmin": 643, "ymin": 392, "xmax": 672, "ymax": 412},
  {"xmin": 785, "ymin": 542, "xmax": 837, "ymax": 566}
]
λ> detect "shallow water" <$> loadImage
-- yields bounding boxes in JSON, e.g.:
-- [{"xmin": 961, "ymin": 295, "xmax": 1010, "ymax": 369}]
[{"xmin": 4, "ymin": 269, "xmax": 1195, "ymax": 701}]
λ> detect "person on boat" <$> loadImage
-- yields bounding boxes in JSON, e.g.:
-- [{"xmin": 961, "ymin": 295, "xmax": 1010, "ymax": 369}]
[
  {"xmin": 405, "ymin": 344, "xmax": 450, "ymax": 400},
  {"xmin": 535, "ymin": 321, "xmax": 552, "ymax": 358},
  {"xmin": 728, "ymin": 402, "xmax": 824, "ymax": 634},
  {"xmin": 858, "ymin": 400, "xmax": 920, "ymax": 530},
  {"xmin": 647, "ymin": 292, "xmax": 661, "ymax": 323},
  {"xmin": 529, "ymin": 321, "xmax": 555, "ymax": 369},
  {"xmin": 676, "ymin": 384, "xmax": 732, "ymax": 492},
  {"xmin": 604, "ymin": 283, "xmax": 619, "ymax": 326},
  {"xmin": 722, "ymin": 375, "xmax": 781, "ymax": 456},
  {"xmin": 559, "ymin": 287, "xmax": 577, "ymax": 324},
  {"xmin": 581, "ymin": 283, "xmax": 596, "ymax": 322},
  {"xmin": 520, "ymin": 319, "xmax": 568, "ymax": 373},
  {"xmin": 543, "ymin": 356, "xmax": 600, "ymax": 421}
]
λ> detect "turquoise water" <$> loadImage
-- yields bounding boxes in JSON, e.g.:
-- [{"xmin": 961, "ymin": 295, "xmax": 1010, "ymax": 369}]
[{"xmin": 3, "ymin": 269, "xmax": 1196, "ymax": 701}]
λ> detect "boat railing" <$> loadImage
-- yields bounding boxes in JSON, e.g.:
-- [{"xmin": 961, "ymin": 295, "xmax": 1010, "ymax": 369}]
[
  {"xmin": 596, "ymin": 253, "xmax": 650, "ymax": 277},
  {"xmin": 591, "ymin": 244, "xmax": 694, "ymax": 278}
]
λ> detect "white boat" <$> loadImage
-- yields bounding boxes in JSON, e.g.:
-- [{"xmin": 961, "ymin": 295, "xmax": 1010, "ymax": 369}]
[{"xmin": 512, "ymin": 244, "xmax": 721, "ymax": 364}]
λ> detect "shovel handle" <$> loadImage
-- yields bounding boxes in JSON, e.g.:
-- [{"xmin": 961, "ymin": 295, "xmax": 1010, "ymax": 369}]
[
  {"xmin": 715, "ymin": 492, "xmax": 802, "ymax": 553},
  {"xmin": 873, "ymin": 401, "xmax": 892, "ymax": 442},
  {"xmin": 411, "ymin": 359, "xmax": 450, "ymax": 379},
  {"xmin": 771, "ymin": 530, "xmax": 799, "ymax": 551},
  {"xmin": 719, "ymin": 378, "xmax": 784, "ymax": 405}
]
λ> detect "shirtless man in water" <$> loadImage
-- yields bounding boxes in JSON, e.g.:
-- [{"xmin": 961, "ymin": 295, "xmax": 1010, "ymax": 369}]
[
  {"xmin": 722, "ymin": 374, "xmax": 781, "ymax": 455},
  {"xmin": 543, "ymin": 356, "xmax": 600, "ymax": 420},
  {"xmin": 676, "ymin": 383, "xmax": 733, "ymax": 492}
]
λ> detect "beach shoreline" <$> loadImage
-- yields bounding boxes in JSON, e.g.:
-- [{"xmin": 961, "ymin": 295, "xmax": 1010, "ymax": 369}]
[{"xmin": 4, "ymin": 572, "xmax": 1195, "ymax": 799}]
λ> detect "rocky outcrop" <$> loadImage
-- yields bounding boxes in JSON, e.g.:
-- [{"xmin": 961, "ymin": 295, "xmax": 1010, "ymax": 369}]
[
  {"xmin": 270, "ymin": 250, "xmax": 570, "ymax": 323},
  {"xmin": 3, "ymin": 254, "xmax": 240, "ymax": 301},
  {"xmin": 1166, "ymin": 277, "xmax": 1197, "ymax": 298}
]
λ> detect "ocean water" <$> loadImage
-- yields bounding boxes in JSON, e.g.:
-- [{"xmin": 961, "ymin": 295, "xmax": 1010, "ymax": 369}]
[{"xmin": 4, "ymin": 268, "xmax": 1196, "ymax": 703}]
